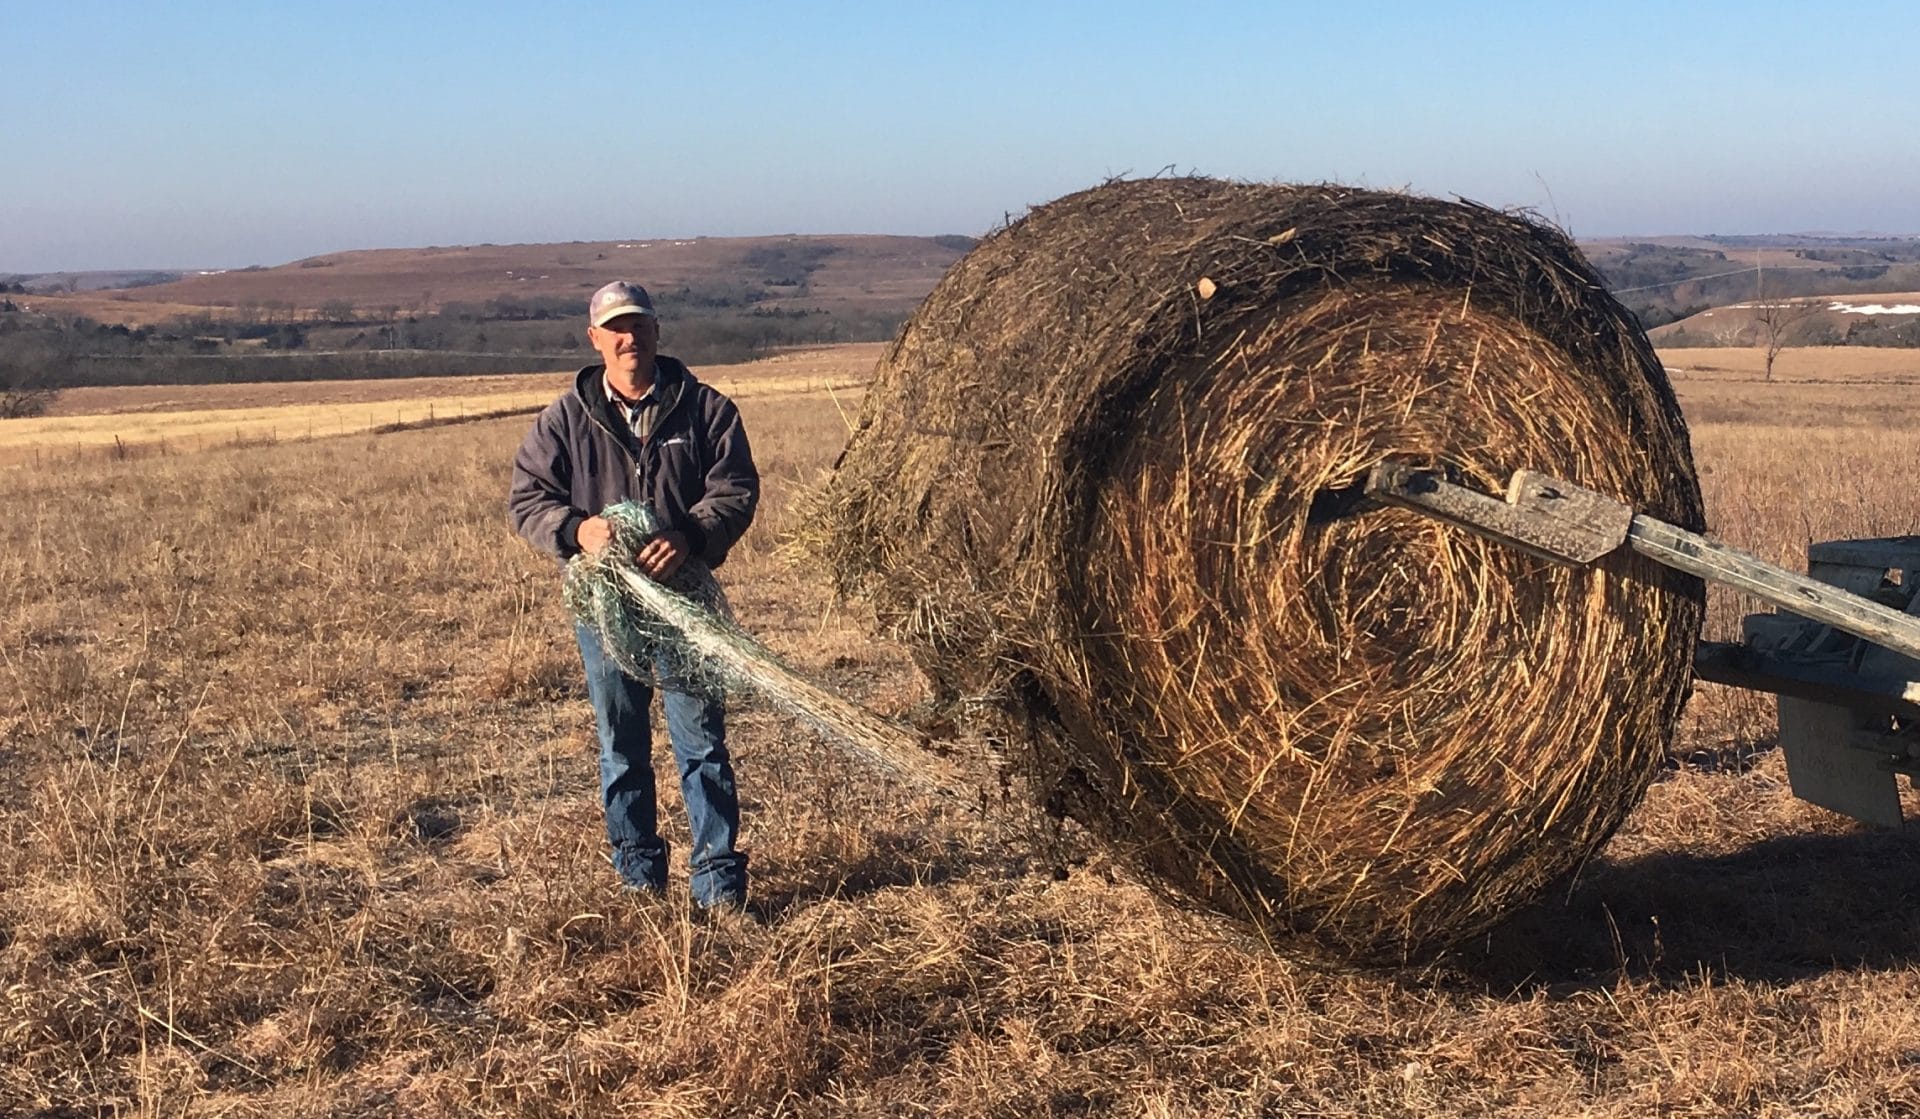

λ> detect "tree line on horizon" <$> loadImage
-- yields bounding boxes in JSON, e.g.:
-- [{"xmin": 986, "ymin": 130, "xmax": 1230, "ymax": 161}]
[
  {"xmin": 5, "ymin": 232, "xmax": 1920, "ymax": 417},
  {"xmin": 0, "ymin": 275, "xmax": 914, "ymax": 415}
]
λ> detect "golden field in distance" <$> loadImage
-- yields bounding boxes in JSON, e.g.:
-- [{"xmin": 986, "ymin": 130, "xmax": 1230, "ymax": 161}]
[
  {"xmin": 13, "ymin": 342, "xmax": 1912, "ymax": 463},
  {"xmin": 4, "ymin": 342, "xmax": 1920, "ymax": 1114},
  {"xmin": 1661, "ymin": 345, "xmax": 1920, "ymax": 382},
  {"xmin": 2, "ymin": 344, "xmax": 884, "ymax": 463}
]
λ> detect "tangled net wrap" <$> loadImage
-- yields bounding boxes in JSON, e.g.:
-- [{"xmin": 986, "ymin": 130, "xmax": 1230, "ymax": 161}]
[
  {"xmin": 566, "ymin": 502, "xmax": 958, "ymax": 793},
  {"xmin": 810, "ymin": 178, "xmax": 1705, "ymax": 963},
  {"xmin": 564, "ymin": 503, "xmax": 735, "ymax": 696}
]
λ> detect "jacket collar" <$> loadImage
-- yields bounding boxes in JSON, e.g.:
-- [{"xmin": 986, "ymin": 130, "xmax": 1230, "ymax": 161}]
[{"xmin": 575, "ymin": 356, "xmax": 692, "ymax": 439}]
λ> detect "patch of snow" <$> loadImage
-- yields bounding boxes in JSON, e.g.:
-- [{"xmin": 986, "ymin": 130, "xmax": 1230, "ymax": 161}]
[{"xmin": 1828, "ymin": 301, "xmax": 1920, "ymax": 315}]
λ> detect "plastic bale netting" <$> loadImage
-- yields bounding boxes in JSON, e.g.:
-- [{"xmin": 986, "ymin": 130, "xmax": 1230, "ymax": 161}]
[{"xmin": 567, "ymin": 502, "xmax": 961, "ymax": 795}]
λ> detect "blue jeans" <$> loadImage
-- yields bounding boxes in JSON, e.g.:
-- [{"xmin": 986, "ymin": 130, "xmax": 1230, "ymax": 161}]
[{"xmin": 574, "ymin": 623, "xmax": 746, "ymax": 907}]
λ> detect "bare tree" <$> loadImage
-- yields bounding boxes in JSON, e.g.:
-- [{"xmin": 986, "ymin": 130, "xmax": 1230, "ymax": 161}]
[
  {"xmin": 0, "ymin": 354, "xmax": 60, "ymax": 418},
  {"xmin": 1750, "ymin": 296, "xmax": 1822, "ymax": 382},
  {"xmin": 0, "ymin": 386, "xmax": 58, "ymax": 418}
]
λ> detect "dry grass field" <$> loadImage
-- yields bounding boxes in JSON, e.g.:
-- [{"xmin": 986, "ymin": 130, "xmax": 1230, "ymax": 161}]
[
  {"xmin": 5, "ymin": 346, "xmax": 883, "ymax": 464},
  {"xmin": 4, "ymin": 293, "xmax": 236, "ymax": 328},
  {"xmin": 6, "ymin": 343, "xmax": 1920, "ymax": 1116},
  {"xmin": 1662, "ymin": 346, "xmax": 1920, "ymax": 383}
]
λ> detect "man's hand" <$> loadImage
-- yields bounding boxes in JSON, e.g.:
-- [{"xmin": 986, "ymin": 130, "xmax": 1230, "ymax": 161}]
[
  {"xmin": 635, "ymin": 531, "xmax": 690, "ymax": 581},
  {"xmin": 576, "ymin": 515, "xmax": 615, "ymax": 555}
]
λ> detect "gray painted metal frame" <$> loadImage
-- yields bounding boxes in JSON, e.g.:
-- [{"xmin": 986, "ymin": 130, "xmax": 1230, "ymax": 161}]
[
  {"xmin": 1365, "ymin": 464, "xmax": 1920, "ymax": 665},
  {"xmin": 1364, "ymin": 462, "xmax": 1920, "ymax": 826}
]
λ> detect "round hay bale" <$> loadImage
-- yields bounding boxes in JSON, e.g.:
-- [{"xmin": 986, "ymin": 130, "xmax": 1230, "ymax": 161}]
[{"xmin": 812, "ymin": 178, "xmax": 1704, "ymax": 963}]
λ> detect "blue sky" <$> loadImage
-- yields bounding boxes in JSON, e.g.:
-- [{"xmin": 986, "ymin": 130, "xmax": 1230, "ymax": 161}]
[{"xmin": 3, "ymin": 1, "xmax": 1916, "ymax": 271}]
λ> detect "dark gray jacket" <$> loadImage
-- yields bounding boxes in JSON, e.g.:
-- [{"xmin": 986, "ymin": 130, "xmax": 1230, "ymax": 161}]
[{"xmin": 508, "ymin": 357, "xmax": 759, "ymax": 566}]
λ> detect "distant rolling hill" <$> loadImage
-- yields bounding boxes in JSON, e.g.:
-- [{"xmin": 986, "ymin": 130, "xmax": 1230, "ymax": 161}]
[
  {"xmin": 0, "ymin": 235, "xmax": 980, "ymax": 387},
  {"xmin": 1651, "ymin": 291, "xmax": 1920, "ymax": 348},
  {"xmin": 1581, "ymin": 234, "xmax": 1920, "ymax": 329},
  {"xmin": 17, "ymin": 234, "xmax": 975, "ymax": 324},
  {"xmin": 16, "ymin": 229, "xmax": 1920, "ymax": 334},
  {"xmin": 10, "ymin": 228, "xmax": 1920, "ymax": 394}
]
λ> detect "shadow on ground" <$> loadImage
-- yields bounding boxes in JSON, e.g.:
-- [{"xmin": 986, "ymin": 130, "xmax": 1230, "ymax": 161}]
[
  {"xmin": 1455, "ymin": 825, "xmax": 1920, "ymax": 991},
  {"xmin": 752, "ymin": 825, "xmax": 1049, "ymax": 921}
]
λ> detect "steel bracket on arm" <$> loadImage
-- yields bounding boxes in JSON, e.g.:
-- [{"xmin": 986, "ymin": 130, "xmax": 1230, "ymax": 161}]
[{"xmin": 1363, "ymin": 462, "xmax": 1920, "ymax": 666}]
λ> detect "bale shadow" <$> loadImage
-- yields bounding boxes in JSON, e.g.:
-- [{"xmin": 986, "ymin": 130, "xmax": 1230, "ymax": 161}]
[
  {"xmin": 1454, "ymin": 825, "xmax": 1920, "ymax": 991},
  {"xmin": 754, "ymin": 828, "xmax": 1038, "ymax": 920}
]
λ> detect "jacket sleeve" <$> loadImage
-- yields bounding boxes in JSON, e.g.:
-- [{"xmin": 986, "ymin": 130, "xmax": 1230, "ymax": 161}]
[
  {"xmin": 508, "ymin": 402, "xmax": 587, "ymax": 561},
  {"xmin": 687, "ymin": 391, "xmax": 760, "ymax": 563}
]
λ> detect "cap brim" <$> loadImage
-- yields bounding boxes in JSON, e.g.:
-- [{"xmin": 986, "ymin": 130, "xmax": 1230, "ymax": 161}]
[{"xmin": 590, "ymin": 303, "xmax": 656, "ymax": 327}]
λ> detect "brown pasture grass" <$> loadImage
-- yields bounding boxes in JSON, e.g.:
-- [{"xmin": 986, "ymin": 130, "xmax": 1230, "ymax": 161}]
[
  {"xmin": 1660, "ymin": 345, "xmax": 1920, "ymax": 383},
  {"xmin": 11, "ymin": 292, "xmax": 236, "ymax": 327},
  {"xmin": 9, "ymin": 346, "xmax": 883, "ymax": 464},
  {"xmin": 5, "ymin": 350, "xmax": 1920, "ymax": 1114},
  {"xmin": 43, "ymin": 345, "xmax": 886, "ymax": 419},
  {"xmin": 43, "ymin": 371, "xmax": 577, "ymax": 418}
]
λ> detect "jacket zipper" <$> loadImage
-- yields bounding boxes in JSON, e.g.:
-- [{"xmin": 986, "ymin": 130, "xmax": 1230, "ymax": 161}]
[{"xmin": 580, "ymin": 366, "xmax": 691, "ymax": 501}]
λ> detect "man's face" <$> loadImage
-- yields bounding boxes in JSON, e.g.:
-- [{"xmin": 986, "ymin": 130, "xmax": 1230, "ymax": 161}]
[{"xmin": 589, "ymin": 313, "xmax": 658, "ymax": 378}]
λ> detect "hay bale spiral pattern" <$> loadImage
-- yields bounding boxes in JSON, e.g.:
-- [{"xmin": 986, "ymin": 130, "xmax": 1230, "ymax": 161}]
[{"xmin": 813, "ymin": 178, "xmax": 1703, "ymax": 962}]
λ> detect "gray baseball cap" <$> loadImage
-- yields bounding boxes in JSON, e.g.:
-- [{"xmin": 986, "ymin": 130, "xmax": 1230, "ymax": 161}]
[{"xmin": 588, "ymin": 280, "xmax": 656, "ymax": 327}]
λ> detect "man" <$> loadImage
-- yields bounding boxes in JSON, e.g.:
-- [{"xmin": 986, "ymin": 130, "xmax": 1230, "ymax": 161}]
[{"xmin": 508, "ymin": 280, "xmax": 759, "ymax": 911}]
